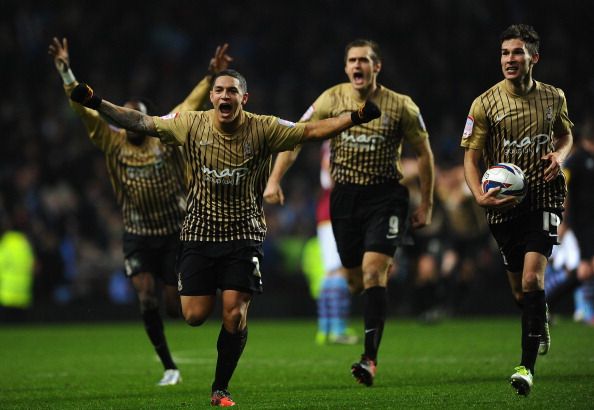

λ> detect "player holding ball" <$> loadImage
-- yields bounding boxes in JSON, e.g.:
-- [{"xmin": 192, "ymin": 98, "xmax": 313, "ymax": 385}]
[{"xmin": 461, "ymin": 24, "xmax": 573, "ymax": 396}]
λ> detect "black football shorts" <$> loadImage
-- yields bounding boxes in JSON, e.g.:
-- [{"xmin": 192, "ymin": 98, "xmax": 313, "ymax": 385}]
[
  {"xmin": 330, "ymin": 181, "xmax": 410, "ymax": 269},
  {"xmin": 176, "ymin": 239, "xmax": 264, "ymax": 296},
  {"xmin": 489, "ymin": 210, "xmax": 561, "ymax": 273},
  {"xmin": 123, "ymin": 232, "xmax": 179, "ymax": 286}
]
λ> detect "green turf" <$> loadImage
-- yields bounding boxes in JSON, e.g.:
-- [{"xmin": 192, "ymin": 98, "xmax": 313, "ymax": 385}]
[{"xmin": 1, "ymin": 317, "xmax": 593, "ymax": 409}]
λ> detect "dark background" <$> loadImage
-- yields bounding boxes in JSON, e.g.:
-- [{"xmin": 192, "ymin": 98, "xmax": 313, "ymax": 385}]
[{"xmin": 1, "ymin": 0, "xmax": 592, "ymax": 321}]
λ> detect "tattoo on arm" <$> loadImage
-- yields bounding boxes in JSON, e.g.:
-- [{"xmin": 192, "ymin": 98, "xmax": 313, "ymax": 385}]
[{"xmin": 99, "ymin": 100, "xmax": 158, "ymax": 136}]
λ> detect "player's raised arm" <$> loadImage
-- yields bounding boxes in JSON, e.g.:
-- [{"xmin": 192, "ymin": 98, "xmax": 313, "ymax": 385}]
[
  {"xmin": 302, "ymin": 100, "xmax": 381, "ymax": 140},
  {"xmin": 209, "ymin": 43, "xmax": 233, "ymax": 75},
  {"xmin": 48, "ymin": 37, "xmax": 75, "ymax": 84},
  {"xmin": 70, "ymin": 83, "xmax": 159, "ymax": 137},
  {"xmin": 173, "ymin": 43, "xmax": 234, "ymax": 113}
]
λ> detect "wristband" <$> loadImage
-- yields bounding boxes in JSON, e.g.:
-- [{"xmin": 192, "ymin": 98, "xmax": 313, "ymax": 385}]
[
  {"xmin": 351, "ymin": 107, "xmax": 365, "ymax": 125},
  {"xmin": 60, "ymin": 68, "xmax": 76, "ymax": 85},
  {"xmin": 70, "ymin": 83, "xmax": 102, "ymax": 110}
]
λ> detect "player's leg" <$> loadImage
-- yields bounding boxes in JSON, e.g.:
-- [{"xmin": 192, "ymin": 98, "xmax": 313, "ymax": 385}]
[
  {"xmin": 160, "ymin": 234, "xmax": 182, "ymax": 319},
  {"xmin": 347, "ymin": 252, "xmax": 391, "ymax": 387},
  {"xmin": 210, "ymin": 240, "xmax": 262, "ymax": 407},
  {"xmin": 511, "ymin": 211, "xmax": 558, "ymax": 395},
  {"xmin": 211, "ymin": 289, "xmax": 252, "ymax": 403},
  {"xmin": 180, "ymin": 295, "xmax": 217, "ymax": 326},
  {"xmin": 130, "ymin": 272, "xmax": 180, "ymax": 384},
  {"xmin": 361, "ymin": 251, "xmax": 391, "ymax": 358},
  {"xmin": 520, "ymin": 252, "xmax": 547, "ymax": 366},
  {"xmin": 123, "ymin": 233, "xmax": 182, "ymax": 384},
  {"xmin": 507, "ymin": 266, "xmax": 534, "ymax": 395},
  {"xmin": 327, "ymin": 269, "xmax": 357, "ymax": 344},
  {"xmin": 163, "ymin": 285, "xmax": 181, "ymax": 318},
  {"xmin": 318, "ymin": 221, "xmax": 356, "ymax": 344},
  {"xmin": 176, "ymin": 241, "xmax": 218, "ymax": 326},
  {"xmin": 509, "ymin": 252, "xmax": 546, "ymax": 396},
  {"xmin": 506, "ymin": 270, "xmax": 523, "ymax": 306},
  {"xmin": 316, "ymin": 275, "xmax": 331, "ymax": 344}
]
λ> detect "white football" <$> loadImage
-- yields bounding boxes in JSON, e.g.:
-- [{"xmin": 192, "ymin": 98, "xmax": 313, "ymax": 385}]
[{"xmin": 481, "ymin": 163, "xmax": 526, "ymax": 200}]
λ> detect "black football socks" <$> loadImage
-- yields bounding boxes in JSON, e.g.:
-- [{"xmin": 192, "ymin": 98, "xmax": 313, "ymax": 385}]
[
  {"xmin": 363, "ymin": 286, "xmax": 387, "ymax": 363},
  {"xmin": 212, "ymin": 326, "xmax": 248, "ymax": 392},
  {"xmin": 142, "ymin": 308, "xmax": 176, "ymax": 370},
  {"xmin": 520, "ymin": 290, "xmax": 546, "ymax": 374}
]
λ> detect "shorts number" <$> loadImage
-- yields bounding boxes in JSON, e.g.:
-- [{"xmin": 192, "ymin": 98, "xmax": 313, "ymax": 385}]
[
  {"xmin": 543, "ymin": 211, "xmax": 560, "ymax": 240},
  {"xmin": 388, "ymin": 216, "xmax": 400, "ymax": 235},
  {"xmin": 252, "ymin": 256, "xmax": 262, "ymax": 278}
]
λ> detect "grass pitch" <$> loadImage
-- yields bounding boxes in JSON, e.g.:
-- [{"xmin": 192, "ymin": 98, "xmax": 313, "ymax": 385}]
[{"xmin": 1, "ymin": 317, "xmax": 593, "ymax": 409}]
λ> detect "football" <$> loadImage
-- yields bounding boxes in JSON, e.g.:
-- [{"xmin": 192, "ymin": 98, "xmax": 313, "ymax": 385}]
[{"xmin": 481, "ymin": 163, "xmax": 526, "ymax": 200}]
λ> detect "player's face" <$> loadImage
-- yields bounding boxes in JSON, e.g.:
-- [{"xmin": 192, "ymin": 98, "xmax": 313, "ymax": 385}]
[
  {"xmin": 500, "ymin": 38, "xmax": 539, "ymax": 82},
  {"xmin": 210, "ymin": 75, "xmax": 248, "ymax": 124},
  {"xmin": 344, "ymin": 46, "xmax": 381, "ymax": 91}
]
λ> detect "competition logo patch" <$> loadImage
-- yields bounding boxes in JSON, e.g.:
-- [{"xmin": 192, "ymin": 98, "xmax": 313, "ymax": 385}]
[
  {"xmin": 160, "ymin": 112, "xmax": 179, "ymax": 120},
  {"xmin": 462, "ymin": 115, "xmax": 474, "ymax": 138},
  {"xmin": 277, "ymin": 118, "xmax": 296, "ymax": 128}
]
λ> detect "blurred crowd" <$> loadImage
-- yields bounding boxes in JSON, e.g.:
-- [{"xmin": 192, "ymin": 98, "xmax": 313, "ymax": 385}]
[{"xmin": 1, "ymin": 1, "xmax": 593, "ymax": 319}]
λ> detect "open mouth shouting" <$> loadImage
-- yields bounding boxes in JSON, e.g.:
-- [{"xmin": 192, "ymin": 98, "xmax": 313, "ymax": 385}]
[
  {"xmin": 505, "ymin": 65, "xmax": 519, "ymax": 75},
  {"xmin": 218, "ymin": 102, "xmax": 234, "ymax": 119},
  {"xmin": 352, "ymin": 71, "xmax": 365, "ymax": 86}
]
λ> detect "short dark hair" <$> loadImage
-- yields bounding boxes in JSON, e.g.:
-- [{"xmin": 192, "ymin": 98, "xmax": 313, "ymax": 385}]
[
  {"xmin": 213, "ymin": 69, "xmax": 248, "ymax": 93},
  {"xmin": 500, "ymin": 24, "xmax": 540, "ymax": 56},
  {"xmin": 344, "ymin": 39, "xmax": 381, "ymax": 64}
]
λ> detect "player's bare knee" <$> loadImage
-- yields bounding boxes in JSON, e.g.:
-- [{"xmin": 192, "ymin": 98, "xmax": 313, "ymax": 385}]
[
  {"xmin": 222, "ymin": 308, "xmax": 246, "ymax": 332},
  {"xmin": 522, "ymin": 272, "xmax": 541, "ymax": 291},
  {"xmin": 183, "ymin": 311, "xmax": 207, "ymax": 327},
  {"xmin": 362, "ymin": 267, "xmax": 386, "ymax": 288},
  {"xmin": 349, "ymin": 280, "xmax": 364, "ymax": 295}
]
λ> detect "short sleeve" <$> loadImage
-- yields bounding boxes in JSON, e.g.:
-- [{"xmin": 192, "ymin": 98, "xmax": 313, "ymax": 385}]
[
  {"xmin": 553, "ymin": 89, "xmax": 574, "ymax": 137},
  {"xmin": 299, "ymin": 91, "xmax": 332, "ymax": 123},
  {"xmin": 400, "ymin": 96, "xmax": 429, "ymax": 145},
  {"xmin": 266, "ymin": 116, "xmax": 307, "ymax": 153},
  {"xmin": 153, "ymin": 112, "xmax": 194, "ymax": 146},
  {"xmin": 460, "ymin": 97, "xmax": 488, "ymax": 150}
]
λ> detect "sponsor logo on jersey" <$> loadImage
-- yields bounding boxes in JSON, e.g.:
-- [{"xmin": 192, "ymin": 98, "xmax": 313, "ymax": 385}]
[
  {"xmin": 160, "ymin": 112, "xmax": 179, "ymax": 120},
  {"xmin": 462, "ymin": 115, "xmax": 474, "ymax": 138},
  {"xmin": 503, "ymin": 134, "xmax": 550, "ymax": 155},
  {"xmin": 340, "ymin": 131, "xmax": 385, "ymax": 151},
  {"xmin": 277, "ymin": 118, "xmax": 296, "ymax": 128},
  {"xmin": 201, "ymin": 166, "xmax": 249, "ymax": 185}
]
